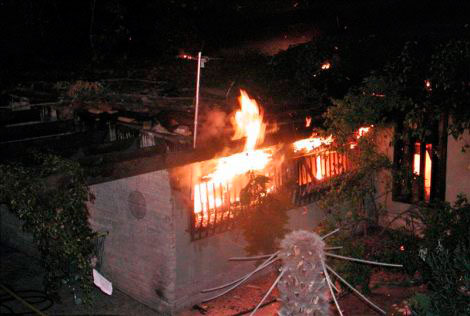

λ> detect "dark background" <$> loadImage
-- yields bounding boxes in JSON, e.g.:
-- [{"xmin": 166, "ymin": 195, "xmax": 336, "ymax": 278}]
[{"xmin": 1, "ymin": 0, "xmax": 469, "ymax": 71}]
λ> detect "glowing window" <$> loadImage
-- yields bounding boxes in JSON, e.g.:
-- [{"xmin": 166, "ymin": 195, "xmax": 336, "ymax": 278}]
[{"xmin": 392, "ymin": 119, "xmax": 447, "ymax": 203}]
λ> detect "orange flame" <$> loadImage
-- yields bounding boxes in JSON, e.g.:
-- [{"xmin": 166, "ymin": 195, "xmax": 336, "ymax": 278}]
[
  {"xmin": 321, "ymin": 62, "xmax": 331, "ymax": 70},
  {"xmin": 315, "ymin": 156, "xmax": 323, "ymax": 180},
  {"xmin": 294, "ymin": 125, "xmax": 372, "ymax": 154},
  {"xmin": 232, "ymin": 90, "xmax": 266, "ymax": 151},
  {"xmin": 293, "ymin": 134, "xmax": 333, "ymax": 153},
  {"xmin": 194, "ymin": 90, "xmax": 272, "ymax": 216},
  {"xmin": 305, "ymin": 116, "xmax": 312, "ymax": 128},
  {"xmin": 357, "ymin": 126, "xmax": 371, "ymax": 138}
]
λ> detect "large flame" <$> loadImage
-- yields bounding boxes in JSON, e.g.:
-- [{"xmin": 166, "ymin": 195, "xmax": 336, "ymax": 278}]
[
  {"xmin": 232, "ymin": 90, "xmax": 266, "ymax": 151},
  {"xmin": 194, "ymin": 90, "xmax": 272, "ymax": 215}
]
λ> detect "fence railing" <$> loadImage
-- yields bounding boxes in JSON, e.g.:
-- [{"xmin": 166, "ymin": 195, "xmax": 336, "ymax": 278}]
[
  {"xmin": 190, "ymin": 148, "xmax": 352, "ymax": 240},
  {"xmin": 293, "ymin": 150, "xmax": 351, "ymax": 205}
]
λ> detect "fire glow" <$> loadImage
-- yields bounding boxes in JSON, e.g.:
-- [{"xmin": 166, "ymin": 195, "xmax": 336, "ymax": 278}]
[
  {"xmin": 293, "ymin": 125, "xmax": 372, "ymax": 153},
  {"xmin": 293, "ymin": 124, "xmax": 373, "ymax": 182},
  {"xmin": 413, "ymin": 142, "xmax": 432, "ymax": 201},
  {"xmin": 293, "ymin": 134, "xmax": 333, "ymax": 153},
  {"xmin": 193, "ymin": 90, "xmax": 273, "ymax": 217},
  {"xmin": 192, "ymin": 99, "xmax": 373, "ymax": 227},
  {"xmin": 305, "ymin": 116, "xmax": 312, "ymax": 128}
]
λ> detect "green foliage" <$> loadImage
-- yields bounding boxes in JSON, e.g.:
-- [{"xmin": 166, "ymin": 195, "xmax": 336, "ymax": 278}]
[
  {"xmin": 239, "ymin": 173, "xmax": 289, "ymax": 255},
  {"xmin": 408, "ymin": 293, "xmax": 432, "ymax": 315},
  {"xmin": 0, "ymin": 153, "xmax": 97, "ymax": 302},
  {"xmin": 345, "ymin": 39, "xmax": 470, "ymax": 140},
  {"xmin": 408, "ymin": 196, "xmax": 470, "ymax": 315},
  {"xmin": 421, "ymin": 245, "xmax": 469, "ymax": 315},
  {"xmin": 429, "ymin": 40, "xmax": 470, "ymax": 137},
  {"xmin": 372, "ymin": 229, "xmax": 421, "ymax": 276},
  {"xmin": 368, "ymin": 197, "xmax": 470, "ymax": 315},
  {"xmin": 409, "ymin": 245, "xmax": 470, "ymax": 316},
  {"xmin": 412, "ymin": 196, "xmax": 470, "ymax": 253},
  {"xmin": 314, "ymin": 129, "xmax": 392, "ymax": 231},
  {"xmin": 316, "ymin": 38, "xmax": 470, "ymax": 235},
  {"xmin": 325, "ymin": 77, "xmax": 406, "ymax": 138}
]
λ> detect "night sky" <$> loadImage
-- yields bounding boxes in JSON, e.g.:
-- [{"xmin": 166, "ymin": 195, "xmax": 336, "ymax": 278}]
[{"xmin": 1, "ymin": 0, "xmax": 468, "ymax": 72}]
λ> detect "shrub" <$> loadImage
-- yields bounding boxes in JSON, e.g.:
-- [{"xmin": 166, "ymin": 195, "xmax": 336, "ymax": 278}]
[
  {"xmin": 408, "ymin": 196, "xmax": 470, "ymax": 315},
  {"xmin": 0, "ymin": 153, "xmax": 97, "ymax": 302},
  {"xmin": 372, "ymin": 229, "xmax": 421, "ymax": 277},
  {"xmin": 239, "ymin": 173, "xmax": 289, "ymax": 255}
]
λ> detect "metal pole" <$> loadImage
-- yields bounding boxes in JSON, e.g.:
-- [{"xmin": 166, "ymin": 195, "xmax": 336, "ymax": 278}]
[{"xmin": 193, "ymin": 51, "xmax": 202, "ymax": 148}]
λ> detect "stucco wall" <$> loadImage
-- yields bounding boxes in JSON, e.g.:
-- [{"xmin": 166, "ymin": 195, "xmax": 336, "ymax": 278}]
[
  {"xmin": 375, "ymin": 126, "xmax": 470, "ymax": 229},
  {"xmin": 445, "ymin": 131, "xmax": 470, "ymax": 204},
  {"xmin": 374, "ymin": 127, "xmax": 412, "ymax": 228},
  {"xmin": 171, "ymin": 184, "xmax": 323, "ymax": 309},
  {"xmin": 87, "ymin": 169, "xmax": 176, "ymax": 314},
  {"xmin": 87, "ymin": 164, "xmax": 323, "ymax": 314}
]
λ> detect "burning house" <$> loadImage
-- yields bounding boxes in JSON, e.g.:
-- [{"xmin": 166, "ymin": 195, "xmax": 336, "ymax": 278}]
[
  {"xmin": 1, "ymin": 85, "xmax": 468, "ymax": 314},
  {"xmin": 80, "ymin": 90, "xmax": 356, "ymax": 313},
  {"xmin": 0, "ymin": 88, "xmax": 376, "ymax": 314}
]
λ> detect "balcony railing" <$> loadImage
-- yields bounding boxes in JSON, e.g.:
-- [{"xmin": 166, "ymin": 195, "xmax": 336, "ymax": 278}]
[{"xmin": 190, "ymin": 148, "xmax": 352, "ymax": 240}]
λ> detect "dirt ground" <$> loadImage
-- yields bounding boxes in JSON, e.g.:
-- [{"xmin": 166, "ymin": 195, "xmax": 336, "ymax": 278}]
[
  {"xmin": 178, "ymin": 269, "xmax": 423, "ymax": 316},
  {"xmin": 1, "ymin": 243, "xmax": 422, "ymax": 315}
]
